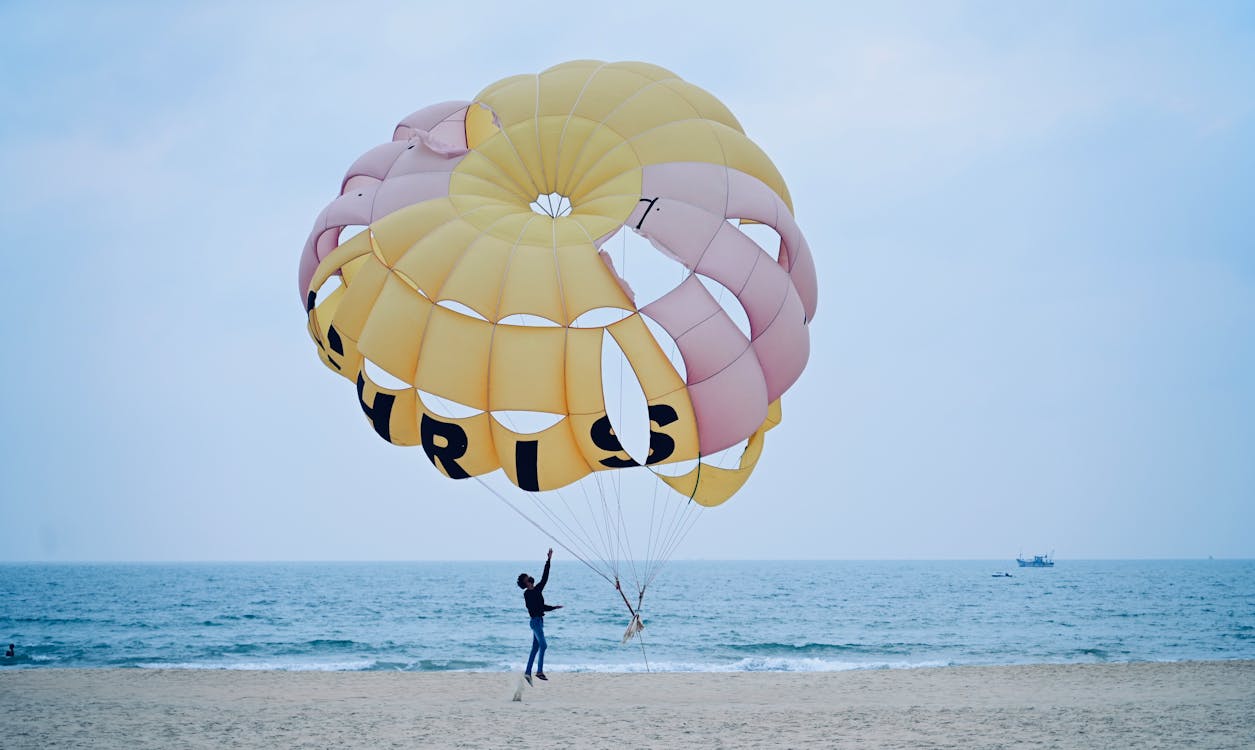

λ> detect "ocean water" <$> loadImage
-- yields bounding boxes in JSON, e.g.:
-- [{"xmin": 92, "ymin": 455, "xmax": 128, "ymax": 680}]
[{"xmin": 1, "ymin": 560, "xmax": 1252, "ymax": 672}]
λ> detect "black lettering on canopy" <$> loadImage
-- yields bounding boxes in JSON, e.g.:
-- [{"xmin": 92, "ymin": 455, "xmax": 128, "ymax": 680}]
[
  {"xmin": 590, "ymin": 415, "xmax": 637, "ymax": 468},
  {"xmin": 356, "ymin": 372, "xmax": 395, "ymax": 442},
  {"xmin": 515, "ymin": 440, "xmax": 540, "ymax": 492},
  {"xmin": 323, "ymin": 325, "xmax": 345, "ymax": 370},
  {"xmin": 645, "ymin": 403, "xmax": 678, "ymax": 465},
  {"xmin": 420, "ymin": 414, "xmax": 471, "ymax": 479},
  {"xmin": 635, "ymin": 197, "xmax": 660, "ymax": 230},
  {"xmin": 327, "ymin": 325, "xmax": 345, "ymax": 355},
  {"xmin": 590, "ymin": 404, "xmax": 680, "ymax": 468}
]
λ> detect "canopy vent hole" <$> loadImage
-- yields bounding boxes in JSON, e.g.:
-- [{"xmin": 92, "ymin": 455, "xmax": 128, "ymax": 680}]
[{"xmin": 530, "ymin": 192, "xmax": 573, "ymax": 218}]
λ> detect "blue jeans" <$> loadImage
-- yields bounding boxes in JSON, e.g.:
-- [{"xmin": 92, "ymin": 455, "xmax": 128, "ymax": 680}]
[{"xmin": 526, "ymin": 616, "xmax": 547, "ymax": 674}]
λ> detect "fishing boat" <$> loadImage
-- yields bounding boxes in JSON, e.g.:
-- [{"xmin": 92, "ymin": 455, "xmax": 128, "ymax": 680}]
[{"xmin": 1016, "ymin": 553, "xmax": 1054, "ymax": 567}]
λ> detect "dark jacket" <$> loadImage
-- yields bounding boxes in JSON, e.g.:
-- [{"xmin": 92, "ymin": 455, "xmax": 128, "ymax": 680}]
[{"xmin": 524, "ymin": 560, "xmax": 558, "ymax": 618}]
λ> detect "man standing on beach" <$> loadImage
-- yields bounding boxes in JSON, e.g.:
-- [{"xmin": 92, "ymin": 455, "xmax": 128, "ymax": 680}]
[{"xmin": 517, "ymin": 548, "xmax": 562, "ymax": 685}]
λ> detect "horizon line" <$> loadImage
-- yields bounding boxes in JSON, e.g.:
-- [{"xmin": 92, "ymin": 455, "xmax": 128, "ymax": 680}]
[{"xmin": 1, "ymin": 557, "xmax": 1250, "ymax": 564}]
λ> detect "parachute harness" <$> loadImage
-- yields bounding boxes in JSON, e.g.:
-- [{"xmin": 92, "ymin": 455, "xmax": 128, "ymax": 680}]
[{"xmin": 615, "ymin": 579, "xmax": 649, "ymax": 669}]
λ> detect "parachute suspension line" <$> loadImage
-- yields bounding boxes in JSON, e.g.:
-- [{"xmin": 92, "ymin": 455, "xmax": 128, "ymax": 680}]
[
  {"xmin": 615, "ymin": 474, "xmax": 645, "ymax": 600},
  {"xmin": 548, "ymin": 485, "xmax": 605, "ymax": 567},
  {"xmin": 643, "ymin": 464, "xmax": 664, "ymax": 587},
  {"xmin": 590, "ymin": 468, "xmax": 635, "ymax": 595},
  {"xmin": 585, "ymin": 442, "xmax": 641, "ymax": 608},
  {"xmin": 643, "ymin": 467, "xmax": 685, "ymax": 591},
  {"xmin": 612, "ymin": 324, "xmax": 646, "ymax": 595},
  {"xmin": 647, "ymin": 460, "xmax": 699, "ymax": 587},
  {"xmin": 589, "ymin": 470, "xmax": 618, "ymax": 577},
  {"xmin": 531, "ymin": 484, "xmax": 613, "ymax": 578},
  {"xmin": 658, "ymin": 465, "xmax": 702, "ymax": 556},
  {"xmin": 636, "ymin": 619, "xmax": 651, "ymax": 672},
  {"xmin": 649, "ymin": 438, "xmax": 756, "ymax": 588},
  {"xmin": 601, "ymin": 463, "xmax": 643, "ymax": 601},
  {"xmin": 659, "ymin": 468, "xmax": 705, "ymax": 558},
  {"xmin": 485, "ymin": 458, "xmax": 608, "ymax": 574},
  {"xmin": 471, "ymin": 475, "xmax": 614, "ymax": 587},
  {"xmin": 536, "ymin": 473, "xmax": 612, "ymax": 573},
  {"xmin": 645, "ymin": 500, "xmax": 695, "ymax": 591},
  {"xmin": 647, "ymin": 500, "xmax": 704, "ymax": 592},
  {"xmin": 639, "ymin": 463, "xmax": 689, "ymax": 587},
  {"xmin": 643, "ymin": 462, "xmax": 705, "ymax": 591},
  {"xmin": 569, "ymin": 473, "xmax": 619, "ymax": 575}
]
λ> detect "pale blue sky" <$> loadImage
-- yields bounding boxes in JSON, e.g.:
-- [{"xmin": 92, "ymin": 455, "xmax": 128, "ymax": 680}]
[{"xmin": 1, "ymin": 1, "xmax": 1252, "ymax": 561}]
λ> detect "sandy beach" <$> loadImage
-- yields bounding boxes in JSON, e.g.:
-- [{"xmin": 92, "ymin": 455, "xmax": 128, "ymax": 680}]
[{"xmin": 1, "ymin": 661, "xmax": 1251, "ymax": 749}]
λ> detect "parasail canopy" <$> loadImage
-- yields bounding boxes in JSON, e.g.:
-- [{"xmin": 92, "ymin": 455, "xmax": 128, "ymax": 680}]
[{"xmin": 299, "ymin": 60, "xmax": 818, "ymax": 617}]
